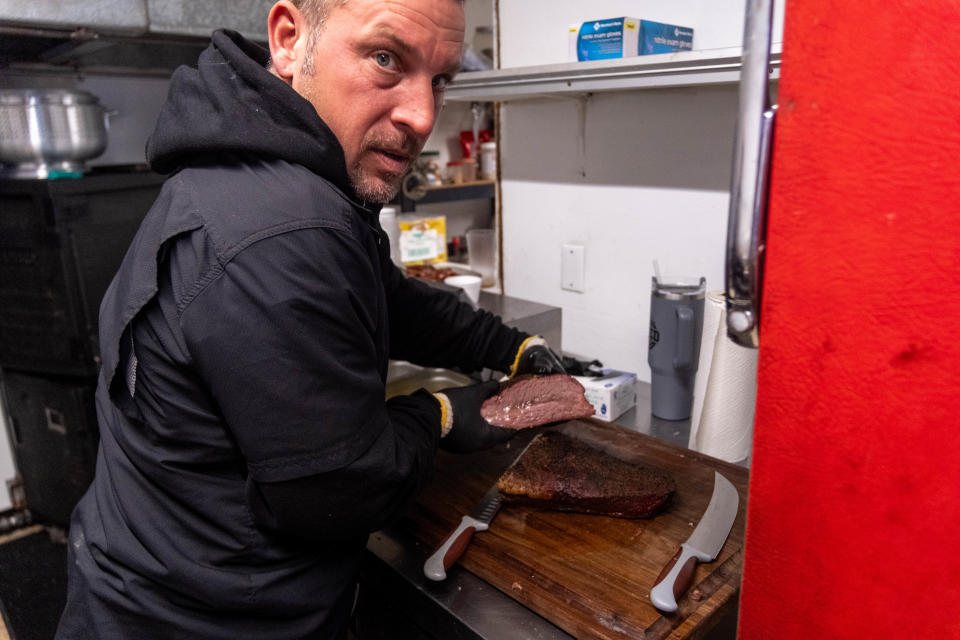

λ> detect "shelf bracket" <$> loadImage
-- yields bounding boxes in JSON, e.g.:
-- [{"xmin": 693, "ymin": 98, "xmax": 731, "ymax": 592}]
[{"xmin": 576, "ymin": 94, "xmax": 591, "ymax": 178}]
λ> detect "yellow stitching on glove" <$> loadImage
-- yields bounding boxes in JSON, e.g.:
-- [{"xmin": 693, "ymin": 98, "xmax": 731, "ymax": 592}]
[
  {"xmin": 433, "ymin": 392, "xmax": 454, "ymax": 438},
  {"xmin": 509, "ymin": 336, "xmax": 547, "ymax": 377}
]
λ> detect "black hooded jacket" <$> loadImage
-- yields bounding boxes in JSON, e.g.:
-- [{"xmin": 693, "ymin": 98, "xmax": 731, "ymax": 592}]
[{"xmin": 56, "ymin": 30, "xmax": 526, "ymax": 639}]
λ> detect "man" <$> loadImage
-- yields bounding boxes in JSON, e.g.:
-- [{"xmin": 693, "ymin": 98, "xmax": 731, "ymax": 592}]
[{"xmin": 55, "ymin": 0, "xmax": 561, "ymax": 638}]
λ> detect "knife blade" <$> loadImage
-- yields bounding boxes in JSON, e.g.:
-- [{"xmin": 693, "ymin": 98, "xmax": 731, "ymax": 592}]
[
  {"xmin": 650, "ymin": 471, "xmax": 739, "ymax": 613},
  {"xmin": 423, "ymin": 482, "xmax": 501, "ymax": 581}
]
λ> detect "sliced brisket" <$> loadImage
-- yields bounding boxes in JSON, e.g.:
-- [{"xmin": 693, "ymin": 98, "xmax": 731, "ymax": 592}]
[
  {"xmin": 497, "ymin": 431, "xmax": 675, "ymax": 518},
  {"xmin": 480, "ymin": 374, "xmax": 595, "ymax": 429}
]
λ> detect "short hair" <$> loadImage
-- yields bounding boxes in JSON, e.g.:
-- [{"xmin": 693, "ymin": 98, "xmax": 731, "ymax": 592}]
[
  {"xmin": 290, "ymin": 0, "xmax": 347, "ymax": 75},
  {"xmin": 289, "ymin": 0, "xmax": 465, "ymax": 75}
]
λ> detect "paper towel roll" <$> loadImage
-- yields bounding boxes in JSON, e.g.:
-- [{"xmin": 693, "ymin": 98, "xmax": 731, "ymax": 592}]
[
  {"xmin": 689, "ymin": 293, "xmax": 723, "ymax": 439},
  {"xmin": 688, "ymin": 292, "xmax": 758, "ymax": 463}
]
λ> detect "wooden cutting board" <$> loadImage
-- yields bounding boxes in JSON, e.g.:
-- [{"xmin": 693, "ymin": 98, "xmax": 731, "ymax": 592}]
[{"xmin": 398, "ymin": 419, "xmax": 749, "ymax": 640}]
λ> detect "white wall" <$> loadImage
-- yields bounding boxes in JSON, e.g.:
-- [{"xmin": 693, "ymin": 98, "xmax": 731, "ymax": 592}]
[{"xmin": 497, "ymin": 0, "xmax": 783, "ymax": 378}]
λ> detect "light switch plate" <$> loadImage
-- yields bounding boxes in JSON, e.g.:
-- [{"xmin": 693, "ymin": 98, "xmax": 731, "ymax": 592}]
[{"xmin": 561, "ymin": 244, "xmax": 585, "ymax": 292}]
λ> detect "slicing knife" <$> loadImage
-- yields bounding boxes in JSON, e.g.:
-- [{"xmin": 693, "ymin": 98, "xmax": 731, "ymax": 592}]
[
  {"xmin": 423, "ymin": 436, "xmax": 539, "ymax": 581},
  {"xmin": 423, "ymin": 482, "xmax": 501, "ymax": 581},
  {"xmin": 650, "ymin": 471, "xmax": 740, "ymax": 613}
]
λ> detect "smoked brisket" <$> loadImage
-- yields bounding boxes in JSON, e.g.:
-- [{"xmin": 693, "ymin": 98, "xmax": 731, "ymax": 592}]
[
  {"xmin": 497, "ymin": 431, "xmax": 675, "ymax": 518},
  {"xmin": 481, "ymin": 374, "xmax": 595, "ymax": 429}
]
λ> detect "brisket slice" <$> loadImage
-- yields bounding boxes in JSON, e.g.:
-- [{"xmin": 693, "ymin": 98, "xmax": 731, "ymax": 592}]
[
  {"xmin": 497, "ymin": 431, "xmax": 675, "ymax": 518},
  {"xmin": 480, "ymin": 374, "xmax": 595, "ymax": 429}
]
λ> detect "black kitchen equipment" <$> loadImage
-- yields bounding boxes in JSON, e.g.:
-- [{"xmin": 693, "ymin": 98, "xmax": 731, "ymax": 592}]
[
  {"xmin": 0, "ymin": 370, "xmax": 99, "ymax": 527},
  {"xmin": 0, "ymin": 170, "xmax": 164, "ymax": 376},
  {"xmin": 0, "ymin": 168, "xmax": 164, "ymax": 526}
]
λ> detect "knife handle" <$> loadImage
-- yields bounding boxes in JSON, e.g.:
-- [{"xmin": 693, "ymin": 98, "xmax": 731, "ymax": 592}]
[
  {"xmin": 650, "ymin": 543, "xmax": 712, "ymax": 612},
  {"xmin": 423, "ymin": 515, "xmax": 489, "ymax": 581}
]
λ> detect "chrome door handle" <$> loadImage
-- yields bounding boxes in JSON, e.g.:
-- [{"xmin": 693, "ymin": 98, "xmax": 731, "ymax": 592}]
[{"xmin": 725, "ymin": 0, "xmax": 777, "ymax": 348}]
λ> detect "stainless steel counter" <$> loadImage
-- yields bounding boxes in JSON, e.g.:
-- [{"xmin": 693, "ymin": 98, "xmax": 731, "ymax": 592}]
[
  {"xmin": 607, "ymin": 382, "xmax": 693, "ymax": 450},
  {"xmin": 414, "ymin": 284, "xmax": 562, "ymax": 354},
  {"xmin": 476, "ymin": 290, "xmax": 562, "ymax": 354}
]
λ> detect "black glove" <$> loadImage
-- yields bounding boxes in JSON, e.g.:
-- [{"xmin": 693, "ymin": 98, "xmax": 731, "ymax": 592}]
[
  {"xmin": 513, "ymin": 344, "xmax": 567, "ymax": 377},
  {"xmin": 434, "ymin": 380, "xmax": 516, "ymax": 453},
  {"xmin": 560, "ymin": 356, "xmax": 604, "ymax": 377}
]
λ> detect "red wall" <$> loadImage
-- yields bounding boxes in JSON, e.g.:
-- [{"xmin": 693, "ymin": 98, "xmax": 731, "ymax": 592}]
[{"xmin": 738, "ymin": 1, "xmax": 960, "ymax": 637}]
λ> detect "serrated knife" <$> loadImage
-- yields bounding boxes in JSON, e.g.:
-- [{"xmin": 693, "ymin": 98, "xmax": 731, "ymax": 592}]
[
  {"xmin": 423, "ymin": 435, "xmax": 541, "ymax": 582},
  {"xmin": 423, "ymin": 482, "xmax": 501, "ymax": 581},
  {"xmin": 650, "ymin": 471, "xmax": 739, "ymax": 612}
]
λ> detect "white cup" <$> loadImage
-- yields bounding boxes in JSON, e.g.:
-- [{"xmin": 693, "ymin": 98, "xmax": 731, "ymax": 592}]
[{"xmin": 444, "ymin": 274, "xmax": 482, "ymax": 305}]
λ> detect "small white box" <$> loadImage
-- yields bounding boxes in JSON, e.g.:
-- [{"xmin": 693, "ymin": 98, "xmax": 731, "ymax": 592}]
[{"xmin": 574, "ymin": 369, "xmax": 638, "ymax": 422}]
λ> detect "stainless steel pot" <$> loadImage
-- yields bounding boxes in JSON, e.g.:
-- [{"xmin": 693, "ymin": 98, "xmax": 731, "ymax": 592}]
[{"xmin": 0, "ymin": 89, "xmax": 112, "ymax": 179}]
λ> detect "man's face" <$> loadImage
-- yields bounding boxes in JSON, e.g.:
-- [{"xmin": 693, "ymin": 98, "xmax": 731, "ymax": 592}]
[{"xmin": 294, "ymin": 0, "xmax": 464, "ymax": 203}]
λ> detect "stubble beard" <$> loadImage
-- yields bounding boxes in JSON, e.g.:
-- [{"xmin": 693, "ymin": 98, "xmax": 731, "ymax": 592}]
[
  {"xmin": 350, "ymin": 134, "xmax": 421, "ymax": 204},
  {"xmin": 349, "ymin": 159, "xmax": 403, "ymax": 204}
]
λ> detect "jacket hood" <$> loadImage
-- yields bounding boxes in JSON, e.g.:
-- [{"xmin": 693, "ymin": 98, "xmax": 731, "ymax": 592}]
[{"xmin": 146, "ymin": 30, "xmax": 354, "ymax": 198}]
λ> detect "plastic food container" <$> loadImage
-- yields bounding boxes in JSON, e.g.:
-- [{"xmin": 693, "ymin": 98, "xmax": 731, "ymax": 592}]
[
  {"xmin": 466, "ymin": 228, "xmax": 496, "ymax": 287},
  {"xmin": 445, "ymin": 158, "xmax": 478, "ymax": 184},
  {"xmin": 479, "ymin": 141, "xmax": 497, "ymax": 180}
]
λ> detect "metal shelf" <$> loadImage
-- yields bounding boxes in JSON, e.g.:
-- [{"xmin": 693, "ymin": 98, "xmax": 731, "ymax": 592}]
[
  {"xmin": 396, "ymin": 180, "xmax": 495, "ymax": 212},
  {"xmin": 419, "ymin": 180, "xmax": 495, "ymax": 204},
  {"xmin": 445, "ymin": 45, "xmax": 781, "ymax": 102}
]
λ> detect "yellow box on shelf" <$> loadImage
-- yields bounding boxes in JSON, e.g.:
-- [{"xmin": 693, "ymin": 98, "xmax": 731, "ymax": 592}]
[{"xmin": 398, "ymin": 215, "xmax": 447, "ymax": 265}]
